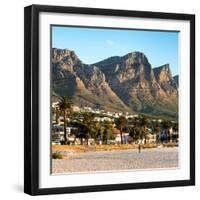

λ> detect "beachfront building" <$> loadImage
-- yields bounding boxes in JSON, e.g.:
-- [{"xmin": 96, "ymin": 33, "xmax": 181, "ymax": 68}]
[
  {"xmin": 52, "ymin": 125, "xmax": 78, "ymax": 144},
  {"xmin": 145, "ymin": 133, "xmax": 157, "ymax": 144},
  {"xmin": 112, "ymin": 127, "xmax": 132, "ymax": 144}
]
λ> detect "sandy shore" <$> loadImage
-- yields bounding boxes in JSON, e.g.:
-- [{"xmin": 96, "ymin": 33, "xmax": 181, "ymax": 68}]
[{"xmin": 52, "ymin": 147, "xmax": 178, "ymax": 174}]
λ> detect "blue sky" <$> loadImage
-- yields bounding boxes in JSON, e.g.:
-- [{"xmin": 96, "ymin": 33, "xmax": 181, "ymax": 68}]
[{"xmin": 52, "ymin": 26, "xmax": 179, "ymax": 76}]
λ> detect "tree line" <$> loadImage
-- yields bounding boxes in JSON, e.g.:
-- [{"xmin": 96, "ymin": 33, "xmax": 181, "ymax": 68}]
[{"xmin": 52, "ymin": 96, "xmax": 178, "ymax": 145}]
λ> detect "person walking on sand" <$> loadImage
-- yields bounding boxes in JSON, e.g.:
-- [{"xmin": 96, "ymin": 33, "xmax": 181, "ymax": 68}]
[{"xmin": 138, "ymin": 143, "xmax": 141, "ymax": 153}]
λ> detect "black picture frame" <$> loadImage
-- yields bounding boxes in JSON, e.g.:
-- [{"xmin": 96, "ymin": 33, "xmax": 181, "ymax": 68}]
[{"xmin": 24, "ymin": 4, "xmax": 195, "ymax": 196}]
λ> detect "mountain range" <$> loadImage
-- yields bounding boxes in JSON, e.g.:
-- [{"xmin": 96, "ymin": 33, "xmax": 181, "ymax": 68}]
[{"xmin": 52, "ymin": 48, "xmax": 178, "ymax": 120}]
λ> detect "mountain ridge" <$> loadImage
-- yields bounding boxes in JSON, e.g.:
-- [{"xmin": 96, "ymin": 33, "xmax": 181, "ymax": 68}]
[{"xmin": 52, "ymin": 48, "xmax": 178, "ymax": 120}]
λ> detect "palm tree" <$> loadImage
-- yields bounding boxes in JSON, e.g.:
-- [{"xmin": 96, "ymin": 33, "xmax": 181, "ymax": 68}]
[
  {"xmin": 152, "ymin": 121, "xmax": 161, "ymax": 143},
  {"xmin": 102, "ymin": 121, "xmax": 114, "ymax": 144},
  {"xmin": 141, "ymin": 116, "xmax": 148, "ymax": 144},
  {"xmin": 75, "ymin": 112, "xmax": 95, "ymax": 145},
  {"xmin": 116, "ymin": 116, "xmax": 127, "ymax": 144},
  {"xmin": 129, "ymin": 125, "xmax": 140, "ymax": 143},
  {"xmin": 58, "ymin": 96, "xmax": 73, "ymax": 144}
]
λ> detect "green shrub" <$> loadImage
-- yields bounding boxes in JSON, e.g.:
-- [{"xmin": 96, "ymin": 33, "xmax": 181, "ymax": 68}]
[
  {"xmin": 52, "ymin": 152, "xmax": 63, "ymax": 159},
  {"xmin": 60, "ymin": 140, "xmax": 66, "ymax": 145}
]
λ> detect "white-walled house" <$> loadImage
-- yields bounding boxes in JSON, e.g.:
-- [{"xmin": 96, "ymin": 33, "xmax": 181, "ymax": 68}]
[
  {"xmin": 112, "ymin": 127, "xmax": 132, "ymax": 144},
  {"xmin": 145, "ymin": 133, "xmax": 157, "ymax": 143},
  {"xmin": 52, "ymin": 125, "xmax": 77, "ymax": 143}
]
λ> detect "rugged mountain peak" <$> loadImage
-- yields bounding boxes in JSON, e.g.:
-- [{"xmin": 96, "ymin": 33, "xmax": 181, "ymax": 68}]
[
  {"xmin": 153, "ymin": 64, "xmax": 173, "ymax": 82},
  {"xmin": 123, "ymin": 51, "xmax": 149, "ymax": 65},
  {"xmin": 52, "ymin": 48, "xmax": 80, "ymax": 64},
  {"xmin": 154, "ymin": 63, "xmax": 170, "ymax": 72},
  {"xmin": 94, "ymin": 51, "xmax": 149, "ymax": 67},
  {"xmin": 153, "ymin": 64, "xmax": 178, "ymax": 93},
  {"xmin": 93, "ymin": 56, "xmax": 121, "ymax": 68},
  {"xmin": 52, "ymin": 48, "xmax": 82, "ymax": 79},
  {"xmin": 96, "ymin": 51, "xmax": 155, "ymax": 83}
]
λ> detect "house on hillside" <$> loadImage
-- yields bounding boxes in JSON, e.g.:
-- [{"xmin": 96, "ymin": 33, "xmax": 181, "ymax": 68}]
[{"xmin": 94, "ymin": 116, "xmax": 113, "ymax": 122}]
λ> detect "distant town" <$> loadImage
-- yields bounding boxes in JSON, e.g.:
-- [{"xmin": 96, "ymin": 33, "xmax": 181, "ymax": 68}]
[{"xmin": 51, "ymin": 97, "xmax": 178, "ymax": 146}]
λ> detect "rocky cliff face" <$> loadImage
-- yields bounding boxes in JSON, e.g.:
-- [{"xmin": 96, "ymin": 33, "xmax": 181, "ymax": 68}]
[
  {"xmin": 95, "ymin": 52, "xmax": 178, "ymax": 119},
  {"xmin": 153, "ymin": 64, "xmax": 178, "ymax": 93},
  {"xmin": 52, "ymin": 48, "xmax": 178, "ymax": 120},
  {"xmin": 52, "ymin": 48, "xmax": 130, "ymax": 112},
  {"xmin": 173, "ymin": 75, "xmax": 179, "ymax": 87}
]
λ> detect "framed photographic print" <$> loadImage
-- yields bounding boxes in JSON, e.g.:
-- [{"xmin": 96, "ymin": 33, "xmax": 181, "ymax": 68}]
[{"xmin": 24, "ymin": 4, "xmax": 195, "ymax": 195}]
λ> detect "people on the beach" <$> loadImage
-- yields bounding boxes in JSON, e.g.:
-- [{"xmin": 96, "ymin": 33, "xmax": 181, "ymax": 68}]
[{"xmin": 138, "ymin": 143, "xmax": 141, "ymax": 153}]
